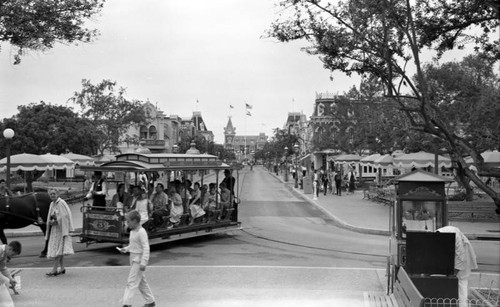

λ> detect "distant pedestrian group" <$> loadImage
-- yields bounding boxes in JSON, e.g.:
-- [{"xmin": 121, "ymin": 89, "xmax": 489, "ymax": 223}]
[{"xmin": 310, "ymin": 166, "xmax": 357, "ymax": 198}]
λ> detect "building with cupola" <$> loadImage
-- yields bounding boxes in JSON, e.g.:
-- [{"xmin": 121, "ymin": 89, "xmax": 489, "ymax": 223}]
[
  {"xmin": 119, "ymin": 101, "xmax": 214, "ymax": 154},
  {"xmin": 223, "ymin": 116, "xmax": 267, "ymax": 160}
]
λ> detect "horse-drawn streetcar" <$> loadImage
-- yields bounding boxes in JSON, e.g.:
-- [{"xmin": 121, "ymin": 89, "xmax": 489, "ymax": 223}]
[{"xmin": 78, "ymin": 152, "xmax": 242, "ymax": 246}]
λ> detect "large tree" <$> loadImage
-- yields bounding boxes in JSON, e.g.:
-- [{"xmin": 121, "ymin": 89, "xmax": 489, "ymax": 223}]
[
  {"xmin": 0, "ymin": 102, "xmax": 97, "ymax": 191},
  {"xmin": 0, "ymin": 0, "xmax": 105, "ymax": 64},
  {"xmin": 0, "ymin": 102, "xmax": 96, "ymax": 156},
  {"xmin": 69, "ymin": 79, "xmax": 148, "ymax": 155},
  {"xmin": 267, "ymin": 0, "xmax": 500, "ymax": 213}
]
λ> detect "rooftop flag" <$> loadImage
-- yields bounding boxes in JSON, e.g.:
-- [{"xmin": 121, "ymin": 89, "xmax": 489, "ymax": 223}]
[{"xmin": 245, "ymin": 103, "xmax": 253, "ymax": 109}]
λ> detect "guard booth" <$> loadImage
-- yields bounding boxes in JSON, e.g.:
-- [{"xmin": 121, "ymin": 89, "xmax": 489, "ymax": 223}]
[{"xmin": 389, "ymin": 169, "xmax": 458, "ymax": 305}]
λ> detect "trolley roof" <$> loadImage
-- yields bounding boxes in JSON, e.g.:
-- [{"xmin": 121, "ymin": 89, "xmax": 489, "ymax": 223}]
[{"xmin": 79, "ymin": 153, "xmax": 234, "ymax": 172}]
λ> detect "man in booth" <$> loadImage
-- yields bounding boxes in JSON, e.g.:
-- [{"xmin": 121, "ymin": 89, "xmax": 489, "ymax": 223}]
[{"xmin": 437, "ymin": 226, "xmax": 478, "ymax": 307}]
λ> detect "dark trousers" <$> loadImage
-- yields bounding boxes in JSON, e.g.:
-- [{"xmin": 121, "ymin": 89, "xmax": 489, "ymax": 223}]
[
  {"xmin": 152, "ymin": 209, "xmax": 169, "ymax": 226},
  {"xmin": 93, "ymin": 197, "xmax": 106, "ymax": 211},
  {"xmin": 323, "ymin": 181, "xmax": 329, "ymax": 195},
  {"xmin": 335, "ymin": 181, "xmax": 342, "ymax": 195}
]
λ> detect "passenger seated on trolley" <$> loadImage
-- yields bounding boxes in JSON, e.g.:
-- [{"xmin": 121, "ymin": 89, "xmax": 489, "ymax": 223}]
[
  {"xmin": 200, "ymin": 184, "xmax": 209, "ymax": 209},
  {"xmin": 150, "ymin": 183, "xmax": 169, "ymax": 227},
  {"xmin": 111, "ymin": 183, "xmax": 132, "ymax": 215},
  {"xmin": 174, "ymin": 179, "xmax": 191, "ymax": 213},
  {"xmin": 201, "ymin": 183, "xmax": 218, "ymax": 221},
  {"xmin": 167, "ymin": 184, "xmax": 183, "ymax": 229},
  {"xmin": 188, "ymin": 182, "xmax": 205, "ymax": 225},
  {"xmin": 219, "ymin": 182, "xmax": 233, "ymax": 218},
  {"xmin": 130, "ymin": 185, "xmax": 152, "ymax": 226}
]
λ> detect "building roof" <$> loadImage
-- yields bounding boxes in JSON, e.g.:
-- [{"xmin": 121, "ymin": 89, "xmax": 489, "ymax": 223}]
[{"xmin": 394, "ymin": 169, "xmax": 453, "ymax": 182}]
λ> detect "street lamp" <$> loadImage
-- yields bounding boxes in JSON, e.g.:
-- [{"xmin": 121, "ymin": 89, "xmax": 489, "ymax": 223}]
[
  {"xmin": 293, "ymin": 143, "xmax": 300, "ymax": 188},
  {"xmin": 3, "ymin": 128, "xmax": 15, "ymax": 190},
  {"xmin": 284, "ymin": 146, "xmax": 289, "ymax": 182}
]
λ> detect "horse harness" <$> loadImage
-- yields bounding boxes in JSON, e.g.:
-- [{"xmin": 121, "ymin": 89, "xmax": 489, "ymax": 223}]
[{"xmin": 0, "ymin": 193, "xmax": 45, "ymax": 225}]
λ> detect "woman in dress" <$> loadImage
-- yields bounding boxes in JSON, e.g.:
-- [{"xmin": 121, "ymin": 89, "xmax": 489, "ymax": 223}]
[
  {"xmin": 167, "ymin": 184, "xmax": 183, "ymax": 228},
  {"xmin": 46, "ymin": 188, "xmax": 74, "ymax": 276},
  {"xmin": 111, "ymin": 183, "xmax": 132, "ymax": 215},
  {"xmin": 188, "ymin": 182, "xmax": 205, "ymax": 224}
]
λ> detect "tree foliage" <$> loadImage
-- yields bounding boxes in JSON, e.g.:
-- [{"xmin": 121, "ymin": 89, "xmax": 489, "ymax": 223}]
[
  {"xmin": 267, "ymin": 0, "xmax": 500, "ymax": 212},
  {"xmin": 255, "ymin": 128, "xmax": 301, "ymax": 163},
  {"xmin": 0, "ymin": 102, "xmax": 96, "ymax": 157},
  {"xmin": 0, "ymin": 102, "xmax": 98, "ymax": 192},
  {"xmin": 0, "ymin": 0, "xmax": 105, "ymax": 64},
  {"xmin": 69, "ymin": 79, "xmax": 148, "ymax": 155}
]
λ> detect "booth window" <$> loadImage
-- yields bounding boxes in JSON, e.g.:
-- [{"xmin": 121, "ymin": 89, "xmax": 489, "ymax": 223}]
[{"xmin": 400, "ymin": 200, "xmax": 444, "ymax": 238}]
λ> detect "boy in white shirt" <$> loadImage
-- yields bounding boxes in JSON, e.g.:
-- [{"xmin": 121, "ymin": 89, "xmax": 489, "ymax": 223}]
[{"xmin": 118, "ymin": 210, "xmax": 155, "ymax": 307}]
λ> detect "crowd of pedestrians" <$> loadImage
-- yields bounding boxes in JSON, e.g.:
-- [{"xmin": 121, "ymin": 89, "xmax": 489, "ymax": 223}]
[{"xmin": 309, "ymin": 165, "xmax": 358, "ymax": 200}]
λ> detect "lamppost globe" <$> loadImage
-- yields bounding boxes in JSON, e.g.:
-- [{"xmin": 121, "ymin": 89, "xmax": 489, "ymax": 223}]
[
  {"xmin": 3, "ymin": 128, "xmax": 14, "ymax": 139},
  {"xmin": 3, "ymin": 128, "xmax": 15, "ymax": 191}
]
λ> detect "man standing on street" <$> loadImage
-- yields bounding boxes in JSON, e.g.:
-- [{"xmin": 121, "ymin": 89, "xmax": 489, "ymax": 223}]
[
  {"xmin": 437, "ymin": 226, "xmax": 478, "ymax": 307},
  {"xmin": 312, "ymin": 169, "xmax": 319, "ymax": 200},
  {"xmin": 221, "ymin": 169, "xmax": 235, "ymax": 195},
  {"xmin": 334, "ymin": 170, "xmax": 342, "ymax": 196}
]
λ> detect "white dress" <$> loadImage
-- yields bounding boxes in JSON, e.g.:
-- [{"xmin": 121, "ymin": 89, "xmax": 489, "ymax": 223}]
[{"xmin": 46, "ymin": 199, "xmax": 74, "ymax": 258}]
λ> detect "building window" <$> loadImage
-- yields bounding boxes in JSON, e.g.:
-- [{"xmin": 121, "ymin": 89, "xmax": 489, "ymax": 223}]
[
  {"xmin": 140, "ymin": 126, "xmax": 148, "ymax": 140},
  {"xmin": 149, "ymin": 125, "xmax": 157, "ymax": 140}
]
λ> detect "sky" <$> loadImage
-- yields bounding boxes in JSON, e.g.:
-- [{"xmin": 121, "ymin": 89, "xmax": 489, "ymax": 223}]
[
  {"xmin": 0, "ymin": 0, "xmax": 362, "ymax": 143},
  {"xmin": 1, "ymin": 1, "xmax": 483, "ymax": 145}
]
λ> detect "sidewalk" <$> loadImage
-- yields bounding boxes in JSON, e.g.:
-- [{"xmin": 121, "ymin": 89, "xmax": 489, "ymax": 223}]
[{"xmin": 275, "ymin": 172, "xmax": 500, "ymax": 241}]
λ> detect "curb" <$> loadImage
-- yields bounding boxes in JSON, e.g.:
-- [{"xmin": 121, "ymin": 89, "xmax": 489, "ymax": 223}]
[{"xmin": 283, "ymin": 182, "xmax": 391, "ymax": 236}]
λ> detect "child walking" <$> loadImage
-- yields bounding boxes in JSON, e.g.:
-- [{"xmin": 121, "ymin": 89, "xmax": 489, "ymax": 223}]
[{"xmin": 118, "ymin": 210, "xmax": 156, "ymax": 307}]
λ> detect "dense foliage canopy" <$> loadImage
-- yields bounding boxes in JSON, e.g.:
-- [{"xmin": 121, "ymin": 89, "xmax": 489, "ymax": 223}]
[{"xmin": 0, "ymin": 0, "xmax": 105, "ymax": 64}]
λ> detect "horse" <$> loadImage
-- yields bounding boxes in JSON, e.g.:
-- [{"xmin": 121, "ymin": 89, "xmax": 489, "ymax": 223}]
[{"xmin": 0, "ymin": 192, "xmax": 51, "ymax": 256}]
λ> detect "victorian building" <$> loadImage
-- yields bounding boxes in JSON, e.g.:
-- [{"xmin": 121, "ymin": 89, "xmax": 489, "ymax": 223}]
[
  {"xmin": 223, "ymin": 116, "xmax": 267, "ymax": 160},
  {"xmin": 119, "ymin": 102, "xmax": 214, "ymax": 154}
]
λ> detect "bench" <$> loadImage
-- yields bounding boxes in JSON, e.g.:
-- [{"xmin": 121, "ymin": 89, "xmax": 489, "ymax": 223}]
[
  {"xmin": 393, "ymin": 267, "xmax": 423, "ymax": 307},
  {"xmin": 363, "ymin": 292, "xmax": 399, "ymax": 307},
  {"xmin": 364, "ymin": 268, "xmax": 423, "ymax": 307},
  {"xmin": 364, "ymin": 184, "xmax": 379, "ymax": 200},
  {"xmin": 448, "ymin": 201, "xmax": 498, "ymax": 222},
  {"xmin": 364, "ymin": 184, "xmax": 395, "ymax": 206}
]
